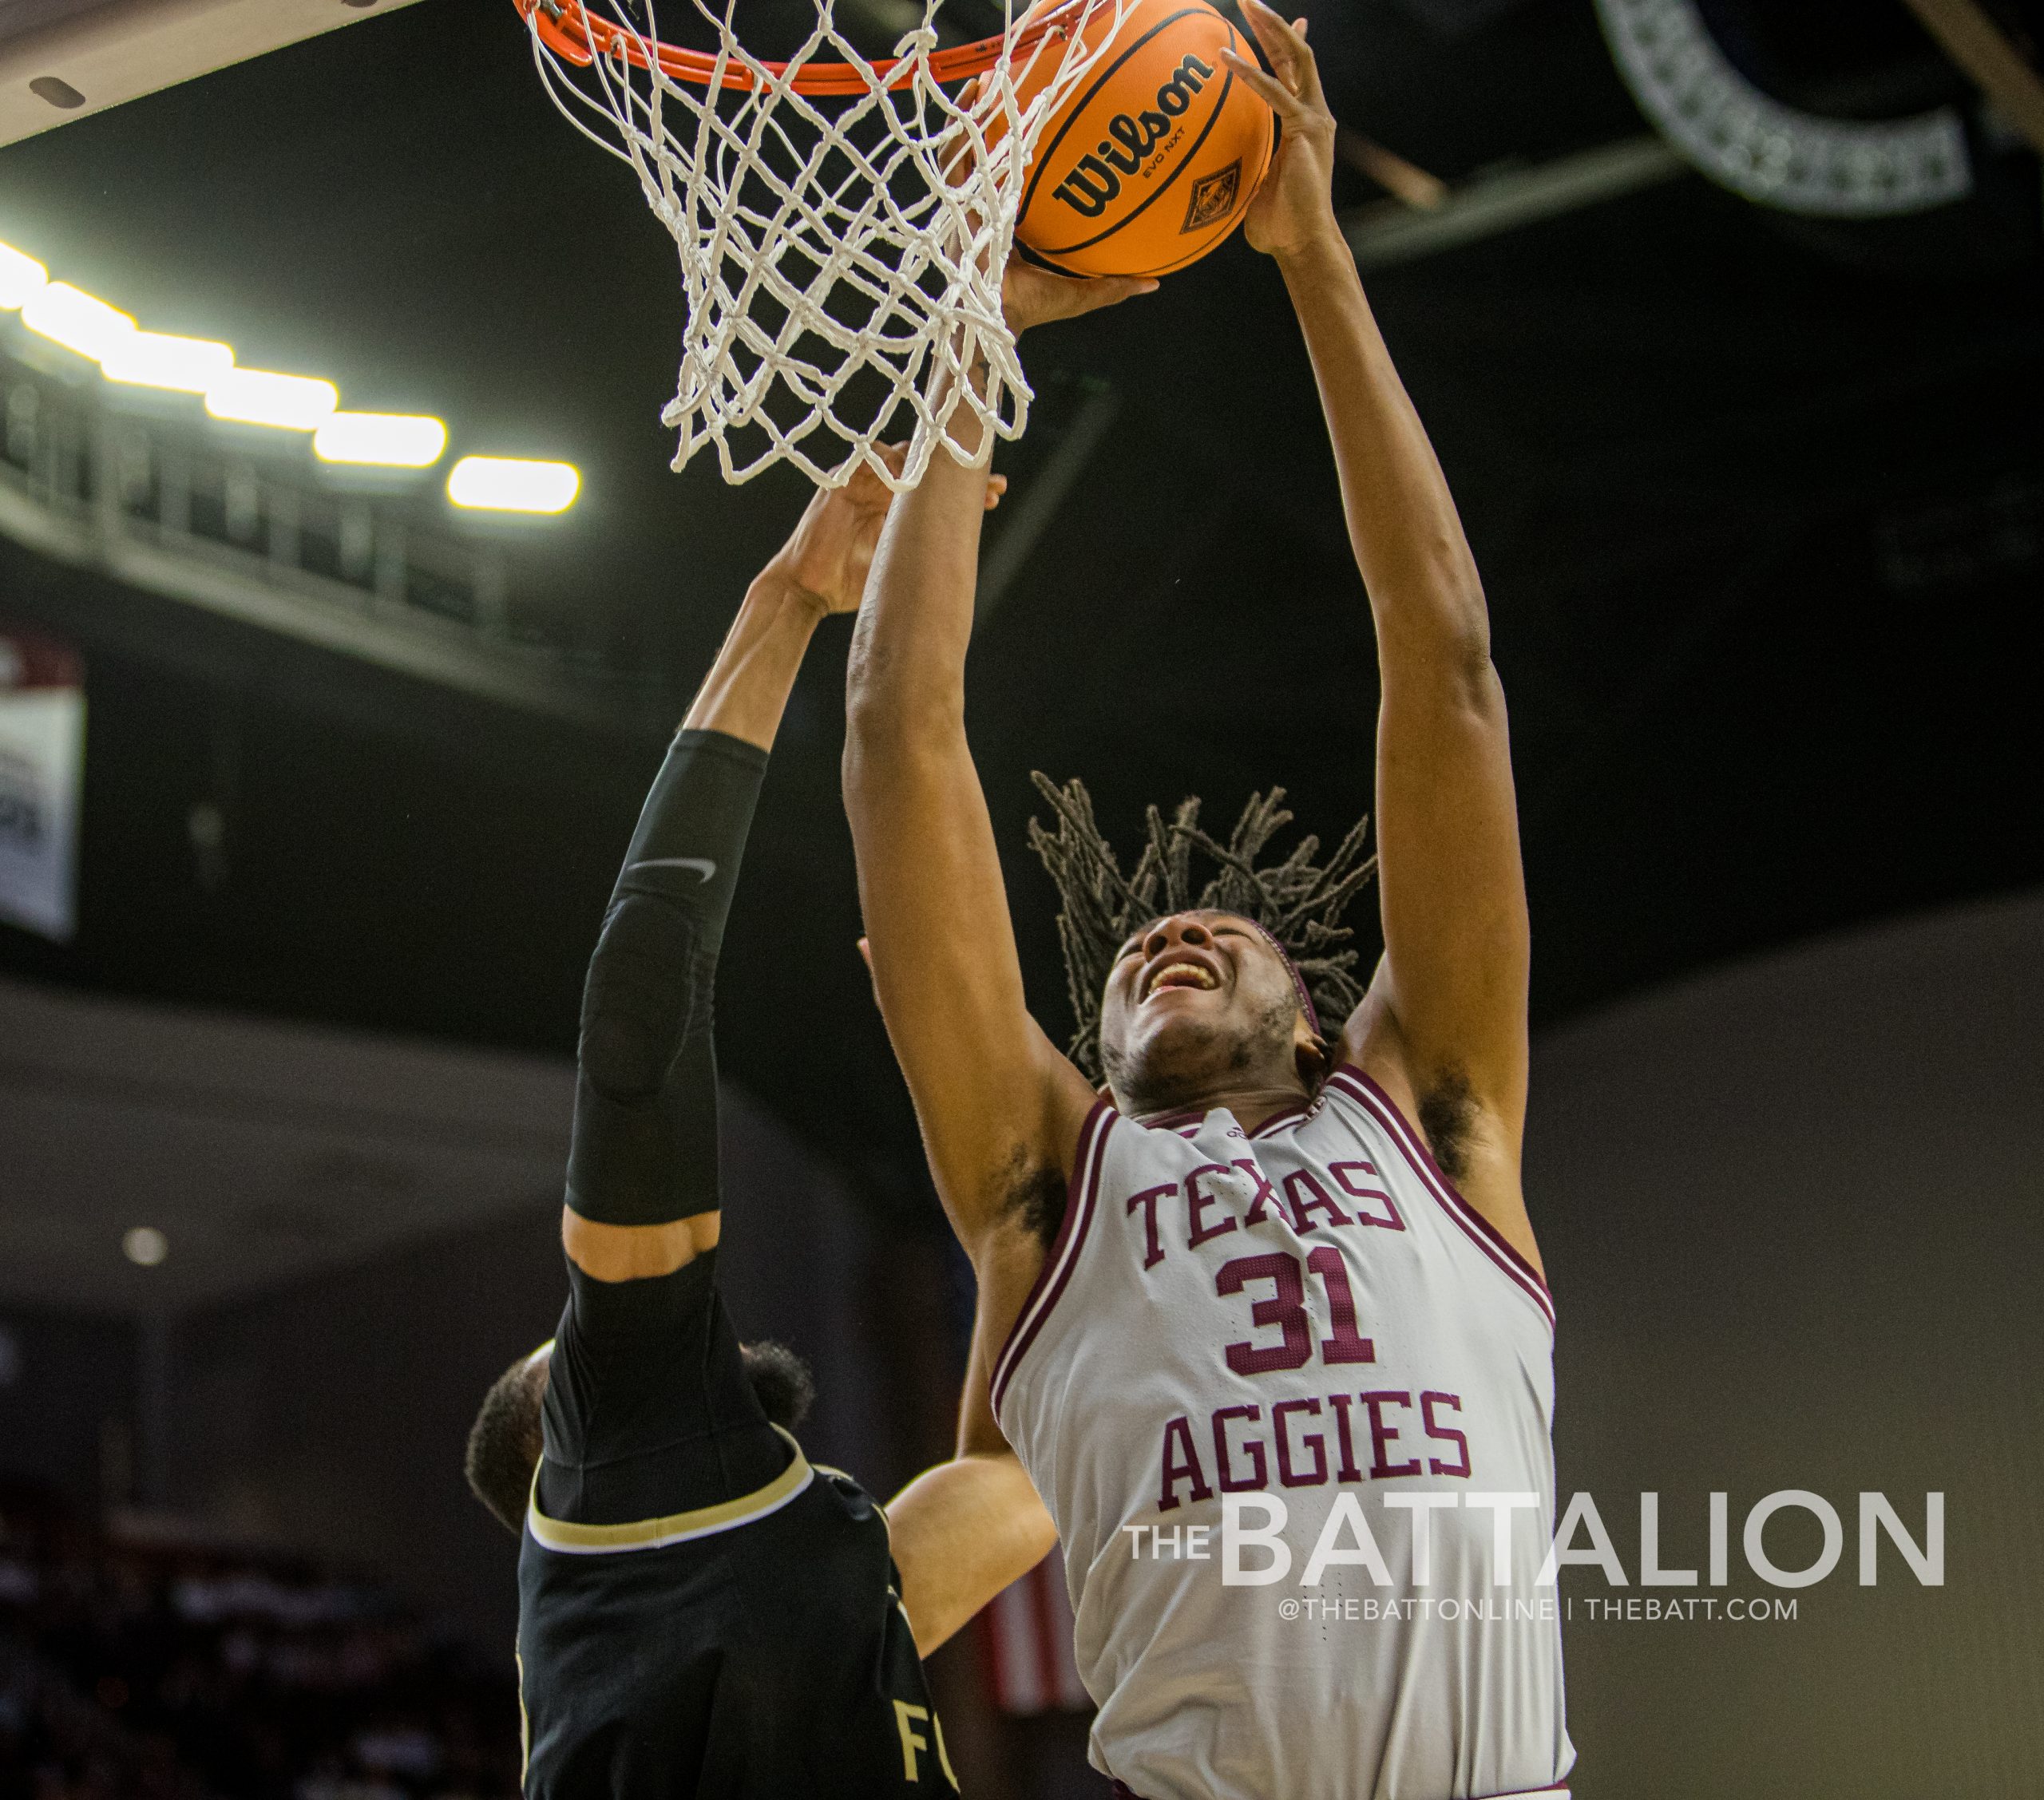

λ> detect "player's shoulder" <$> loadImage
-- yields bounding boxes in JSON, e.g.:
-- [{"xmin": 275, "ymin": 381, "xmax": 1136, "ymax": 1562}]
[
  {"xmin": 810, "ymin": 1462, "xmax": 884, "ymax": 1518},
  {"xmin": 1313, "ymin": 1060, "xmax": 1422, "ymax": 1141}
]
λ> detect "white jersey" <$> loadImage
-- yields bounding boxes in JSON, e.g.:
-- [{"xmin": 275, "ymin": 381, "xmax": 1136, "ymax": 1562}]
[{"xmin": 992, "ymin": 1065, "xmax": 1573, "ymax": 1800}]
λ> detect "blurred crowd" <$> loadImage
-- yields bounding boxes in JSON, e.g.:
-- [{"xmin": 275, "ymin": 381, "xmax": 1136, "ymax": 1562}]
[{"xmin": 0, "ymin": 1487, "xmax": 519, "ymax": 1800}]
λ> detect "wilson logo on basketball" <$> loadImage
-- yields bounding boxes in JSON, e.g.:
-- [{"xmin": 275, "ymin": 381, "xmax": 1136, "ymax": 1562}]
[{"xmin": 1052, "ymin": 54, "xmax": 1214, "ymax": 219}]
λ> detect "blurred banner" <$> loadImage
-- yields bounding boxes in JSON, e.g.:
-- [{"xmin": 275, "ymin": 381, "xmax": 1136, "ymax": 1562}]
[
  {"xmin": 981, "ymin": 1546, "xmax": 1090, "ymax": 1716},
  {"xmin": 0, "ymin": 623, "xmax": 85, "ymax": 942}
]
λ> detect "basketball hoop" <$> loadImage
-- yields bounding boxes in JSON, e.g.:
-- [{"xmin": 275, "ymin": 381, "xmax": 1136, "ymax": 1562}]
[{"xmin": 514, "ymin": 0, "xmax": 1129, "ymax": 492}]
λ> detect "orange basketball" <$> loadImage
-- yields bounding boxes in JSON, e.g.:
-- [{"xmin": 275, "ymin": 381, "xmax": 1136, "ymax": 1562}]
[{"xmin": 1011, "ymin": 0, "xmax": 1274, "ymax": 279}]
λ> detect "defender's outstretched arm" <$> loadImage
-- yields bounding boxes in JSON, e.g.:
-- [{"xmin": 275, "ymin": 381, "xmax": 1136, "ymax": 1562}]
[
  {"xmin": 565, "ymin": 469, "xmax": 921, "ymax": 1284},
  {"xmin": 1223, "ymin": 2, "xmax": 1537, "ymax": 1268},
  {"xmin": 843, "ymin": 278, "xmax": 1147, "ymax": 1275}
]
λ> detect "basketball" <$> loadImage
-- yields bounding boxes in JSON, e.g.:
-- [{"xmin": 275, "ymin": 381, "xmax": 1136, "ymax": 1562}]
[{"xmin": 1012, "ymin": 0, "xmax": 1276, "ymax": 279}]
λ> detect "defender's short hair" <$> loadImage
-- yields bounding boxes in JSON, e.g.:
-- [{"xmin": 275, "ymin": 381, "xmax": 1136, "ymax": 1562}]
[
  {"xmin": 1027, "ymin": 774, "xmax": 1377, "ymax": 1080},
  {"xmin": 465, "ymin": 1349, "xmax": 549, "ymax": 1536}
]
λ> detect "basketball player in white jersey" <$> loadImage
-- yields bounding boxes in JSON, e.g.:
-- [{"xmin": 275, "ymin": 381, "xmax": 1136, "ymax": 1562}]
[{"xmin": 841, "ymin": 4, "xmax": 1572, "ymax": 1796}]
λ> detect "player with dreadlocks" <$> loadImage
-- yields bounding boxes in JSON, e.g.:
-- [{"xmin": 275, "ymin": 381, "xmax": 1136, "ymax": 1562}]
[{"xmin": 841, "ymin": 4, "xmax": 1572, "ymax": 1796}]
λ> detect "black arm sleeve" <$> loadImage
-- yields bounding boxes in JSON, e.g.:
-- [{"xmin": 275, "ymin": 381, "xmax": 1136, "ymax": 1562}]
[
  {"xmin": 539, "ymin": 1250, "xmax": 786, "ymax": 1525},
  {"xmin": 537, "ymin": 728, "xmax": 787, "ymax": 1526},
  {"xmin": 565, "ymin": 727, "xmax": 767, "ymax": 1228}
]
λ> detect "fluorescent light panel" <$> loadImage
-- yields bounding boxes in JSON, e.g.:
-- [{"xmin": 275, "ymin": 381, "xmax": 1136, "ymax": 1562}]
[
  {"xmin": 206, "ymin": 367, "xmax": 338, "ymax": 430},
  {"xmin": 448, "ymin": 456, "xmax": 580, "ymax": 514},
  {"xmin": 101, "ymin": 330, "xmax": 235, "ymax": 394},
  {"xmin": 0, "ymin": 241, "xmax": 47, "ymax": 310},
  {"xmin": 22, "ymin": 281, "xmax": 135, "ymax": 360},
  {"xmin": 0, "ymin": 250, "xmax": 582, "ymax": 501},
  {"xmin": 315, "ymin": 410, "xmax": 446, "ymax": 469}
]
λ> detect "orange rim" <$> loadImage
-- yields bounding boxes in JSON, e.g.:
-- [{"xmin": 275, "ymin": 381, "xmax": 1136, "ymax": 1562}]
[{"xmin": 517, "ymin": 0, "xmax": 1100, "ymax": 95}]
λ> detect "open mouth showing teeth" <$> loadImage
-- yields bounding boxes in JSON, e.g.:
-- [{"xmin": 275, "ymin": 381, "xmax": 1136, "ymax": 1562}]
[{"xmin": 1145, "ymin": 962, "xmax": 1219, "ymax": 1001}]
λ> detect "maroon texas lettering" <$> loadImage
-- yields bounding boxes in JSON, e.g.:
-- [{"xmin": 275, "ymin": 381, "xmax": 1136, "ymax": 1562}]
[
  {"xmin": 1330, "ymin": 1159, "xmax": 1404, "ymax": 1230},
  {"xmin": 1233, "ymin": 1159, "xmax": 1283, "ymax": 1226},
  {"xmin": 1126, "ymin": 1182, "xmax": 1175, "ymax": 1270},
  {"xmin": 1184, "ymin": 1164, "xmax": 1242, "ymax": 1249},
  {"xmin": 1281, "ymin": 1168, "xmax": 1353, "ymax": 1234}
]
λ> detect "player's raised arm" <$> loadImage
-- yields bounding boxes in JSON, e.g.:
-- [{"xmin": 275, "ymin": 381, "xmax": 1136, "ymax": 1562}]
[
  {"xmin": 1222, "ymin": 2, "xmax": 1537, "ymax": 1266},
  {"xmin": 842, "ymin": 272, "xmax": 1151, "ymax": 1264},
  {"xmin": 561, "ymin": 463, "xmax": 920, "ymax": 1284}
]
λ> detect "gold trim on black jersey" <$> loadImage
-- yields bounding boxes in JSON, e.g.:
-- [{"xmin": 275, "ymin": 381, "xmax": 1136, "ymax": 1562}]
[{"xmin": 525, "ymin": 1425, "xmax": 813, "ymax": 1555}]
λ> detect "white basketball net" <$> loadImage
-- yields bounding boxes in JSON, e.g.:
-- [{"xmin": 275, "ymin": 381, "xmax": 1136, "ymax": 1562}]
[{"xmin": 526, "ymin": 0, "xmax": 1127, "ymax": 492}]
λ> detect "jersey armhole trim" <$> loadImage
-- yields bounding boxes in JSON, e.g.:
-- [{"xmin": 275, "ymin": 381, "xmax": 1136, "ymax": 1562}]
[
  {"xmin": 1327, "ymin": 1065, "xmax": 1555, "ymax": 1332},
  {"xmin": 992, "ymin": 1096, "xmax": 1115, "ymax": 1422},
  {"xmin": 525, "ymin": 1423, "xmax": 812, "ymax": 1554}
]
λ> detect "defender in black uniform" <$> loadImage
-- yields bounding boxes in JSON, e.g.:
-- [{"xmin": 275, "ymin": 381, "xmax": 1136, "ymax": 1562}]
[{"xmin": 463, "ymin": 463, "xmax": 1046, "ymax": 1798}]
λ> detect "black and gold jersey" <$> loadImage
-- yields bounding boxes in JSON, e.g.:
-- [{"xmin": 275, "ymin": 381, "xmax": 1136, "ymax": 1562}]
[{"xmin": 514, "ymin": 1252, "xmax": 956, "ymax": 1799}]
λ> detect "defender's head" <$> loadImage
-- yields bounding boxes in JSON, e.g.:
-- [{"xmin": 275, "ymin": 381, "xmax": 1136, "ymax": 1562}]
[
  {"xmin": 1099, "ymin": 908, "xmax": 1329, "ymax": 1114},
  {"xmin": 463, "ymin": 1339, "xmax": 815, "ymax": 1536}
]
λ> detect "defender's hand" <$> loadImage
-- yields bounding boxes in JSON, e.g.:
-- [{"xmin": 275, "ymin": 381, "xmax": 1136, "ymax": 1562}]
[
  {"xmin": 768, "ymin": 449, "xmax": 1006, "ymax": 617},
  {"xmin": 1002, "ymin": 254, "xmax": 1157, "ymax": 336},
  {"xmin": 1221, "ymin": 0, "xmax": 1341, "ymax": 263}
]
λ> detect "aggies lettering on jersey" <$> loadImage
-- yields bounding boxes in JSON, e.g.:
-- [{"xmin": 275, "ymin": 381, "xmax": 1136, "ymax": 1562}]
[{"xmin": 993, "ymin": 1067, "xmax": 1574, "ymax": 1800}]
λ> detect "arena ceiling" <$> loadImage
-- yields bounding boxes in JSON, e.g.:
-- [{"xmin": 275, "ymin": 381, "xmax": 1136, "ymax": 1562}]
[{"xmin": 0, "ymin": 0, "xmax": 2039, "ymax": 1244}]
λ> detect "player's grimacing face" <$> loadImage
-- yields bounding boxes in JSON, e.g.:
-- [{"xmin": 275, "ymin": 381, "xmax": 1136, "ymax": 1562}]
[{"xmin": 1098, "ymin": 910, "xmax": 1304, "ymax": 1100}]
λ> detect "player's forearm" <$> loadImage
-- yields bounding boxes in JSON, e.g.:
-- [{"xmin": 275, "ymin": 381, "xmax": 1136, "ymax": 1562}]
[
  {"xmin": 679, "ymin": 570, "xmax": 826, "ymax": 752},
  {"xmin": 843, "ymin": 413, "xmax": 992, "ymax": 758},
  {"xmin": 888, "ymin": 1451, "xmax": 1056, "ymax": 1658},
  {"xmin": 1277, "ymin": 229, "xmax": 1492, "ymax": 676}
]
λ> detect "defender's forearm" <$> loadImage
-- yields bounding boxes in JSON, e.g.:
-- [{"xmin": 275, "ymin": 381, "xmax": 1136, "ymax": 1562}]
[
  {"xmin": 563, "ymin": 572, "xmax": 818, "ymax": 1257},
  {"xmin": 888, "ymin": 1451, "xmax": 1056, "ymax": 1658},
  {"xmin": 681, "ymin": 571, "xmax": 825, "ymax": 751},
  {"xmin": 1278, "ymin": 231, "xmax": 1491, "ymax": 666}
]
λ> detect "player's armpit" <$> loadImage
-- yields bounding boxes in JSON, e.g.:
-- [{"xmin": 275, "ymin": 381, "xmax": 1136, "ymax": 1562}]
[
  {"xmin": 1345, "ymin": 964, "xmax": 1543, "ymax": 1279},
  {"xmin": 886, "ymin": 1451, "xmax": 1056, "ymax": 1659}
]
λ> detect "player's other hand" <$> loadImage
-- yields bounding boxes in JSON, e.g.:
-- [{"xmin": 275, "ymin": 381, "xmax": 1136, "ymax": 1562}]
[
  {"xmin": 1002, "ymin": 254, "xmax": 1157, "ymax": 336},
  {"xmin": 1221, "ymin": 0, "xmax": 1341, "ymax": 262},
  {"xmin": 770, "ymin": 449, "xmax": 1007, "ymax": 617}
]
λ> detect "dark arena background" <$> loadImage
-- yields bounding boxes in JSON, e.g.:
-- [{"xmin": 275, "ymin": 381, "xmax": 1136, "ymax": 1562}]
[{"xmin": 2, "ymin": 1, "xmax": 2041, "ymax": 1795}]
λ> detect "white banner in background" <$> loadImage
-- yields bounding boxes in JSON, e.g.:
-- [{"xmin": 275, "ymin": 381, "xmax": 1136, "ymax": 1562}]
[{"xmin": 0, "ymin": 626, "xmax": 85, "ymax": 943}]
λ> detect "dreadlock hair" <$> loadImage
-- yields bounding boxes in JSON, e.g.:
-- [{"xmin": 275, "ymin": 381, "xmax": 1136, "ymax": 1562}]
[{"xmin": 1027, "ymin": 773, "xmax": 1378, "ymax": 1083}]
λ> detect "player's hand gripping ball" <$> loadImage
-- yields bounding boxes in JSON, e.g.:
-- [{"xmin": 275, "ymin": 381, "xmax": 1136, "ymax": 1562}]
[
  {"xmin": 1008, "ymin": 0, "xmax": 1276, "ymax": 279},
  {"xmin": 1218, "ymin": 0, "xmax": 1341, "ymax": 261}
]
